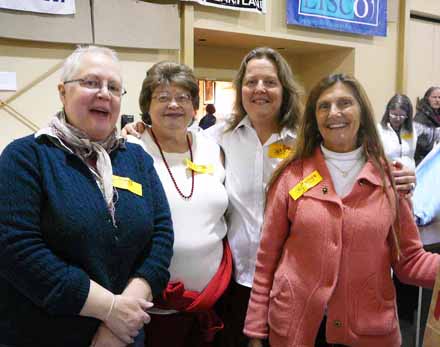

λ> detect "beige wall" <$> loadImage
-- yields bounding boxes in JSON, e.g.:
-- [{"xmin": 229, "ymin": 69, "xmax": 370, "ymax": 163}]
[
  {"xmin": 3, "ymin": 0, "xmax": 440, "ymax": 152},
  {"xmin": 409, "ymin": 0, "xmax": 440, "ymax": 16},
  {"xmin": 399, "ymin": 0, "xmax": 440, "ymax": 108},
  {"xmin": 191, "ymin": 0, "xmax": 400, "ymax": 120},
  {"xmin": 294, "ymin": 49, "xmax": 355, "ymax": 94},
  {"xmin": 406, "ymin": 18, "xmax": 440, "ymax": 104},
  {"xmin": 0, "ymin": 38, "xmax": 178, "ymax": 151}
]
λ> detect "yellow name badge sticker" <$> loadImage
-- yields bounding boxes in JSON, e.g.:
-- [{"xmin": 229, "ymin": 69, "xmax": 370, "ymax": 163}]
[
  {"xmin": 289, "ymin": 170, "xmax": 323, "ymax": 201},
  {"xmin": 112, "ymin": 175, "xmax": 143, "ymax": 196},
  {"xmin": 268, "ymin": 143, "xmax": 292, "ymax": 159},
  {"xmin": 401, "ymin": 133, "xmax": 413, "ymax": 140},
  {"xmin": 185, "ymin": 159, "xmax": 214, "ymax": 174}
]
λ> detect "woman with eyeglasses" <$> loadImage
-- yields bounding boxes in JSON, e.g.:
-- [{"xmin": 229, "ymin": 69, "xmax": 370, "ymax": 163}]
[
  {"xmin": 0, "ymin": 46, "xmax": 174, "ymax": 347},
  {"xmin": 127, "ymin": 61, "xmax": 231, "ymax": 347},
  {"xmin": 378, "ymin": 94, "xmax": 416, "ymax": 170},
  {"xmin": 414, "ymin": 86, "xmax": 440, "ymax": 165},
  {"xmin": 378, "ymin": 93, "xmax": 418, "ymax": 343}
]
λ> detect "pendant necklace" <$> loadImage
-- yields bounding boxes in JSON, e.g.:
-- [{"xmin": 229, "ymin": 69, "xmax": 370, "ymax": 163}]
[
  {"xmin": 150, "ymin": 128, "xmax": 194, "ymax": 200},
  {"xmin": 326, "ymin": 159, "xmax": 359, "ymax": 177}
]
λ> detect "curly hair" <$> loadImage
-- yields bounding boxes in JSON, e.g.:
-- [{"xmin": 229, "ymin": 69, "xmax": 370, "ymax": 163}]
[{"xmin": 139, "ymin": 61, "xmax": 199, "ymax": 124}]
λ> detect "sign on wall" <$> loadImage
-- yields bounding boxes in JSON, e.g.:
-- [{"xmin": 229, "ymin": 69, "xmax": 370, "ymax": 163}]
[
  {"xmin": 180, "ymin": 0, "xmax": 266, "ymax": 14},
  {"xmin": 0, "ymin": 0, "xmax": 75, "ymax": 15},
  {"xmin": 287, "ymin": 0, "xmax": 387, "ymax": 37}
]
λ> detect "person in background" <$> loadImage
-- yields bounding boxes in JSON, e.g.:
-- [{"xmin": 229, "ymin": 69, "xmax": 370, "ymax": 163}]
[
  {"xmin": 244, "ymin": 74, "xmax": 440, "ymax": 347},
  {"xmin": 199, "ymin": 103, "xmax": 217, "ymax": 130},
  {"xmin": 0, "ymin": 46, "xmax": 174, "ymax": 347},
  {"xmin": 414, "ymin": 86, "xmax": 440, "ymax": 165},
  {"xmin": 128, "ymin": 61, "xmax": 231, "ymax": 347},
  {"xmin": 378, "ymin": 93, "xmax": 418, "ymax": 342},
  {"xmin": 378, "ymin": 94, "xmax": 416, "ymax": 170}
]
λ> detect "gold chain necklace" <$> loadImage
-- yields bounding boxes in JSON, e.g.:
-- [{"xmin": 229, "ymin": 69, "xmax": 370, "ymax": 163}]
[{"xmin": 326, "ymin": 159, "xmax": 359, "ymax": 177}]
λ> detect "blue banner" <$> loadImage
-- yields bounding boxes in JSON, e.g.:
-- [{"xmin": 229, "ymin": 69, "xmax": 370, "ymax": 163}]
[{"xmin": 287, "ymin": 0, "xmax": 387, "ymax": 37}]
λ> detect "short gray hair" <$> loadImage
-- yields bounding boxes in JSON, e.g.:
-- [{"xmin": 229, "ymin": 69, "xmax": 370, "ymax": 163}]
[{"xmin": 60, "ymin": 45, "xmax": 120, "ymax": 82}]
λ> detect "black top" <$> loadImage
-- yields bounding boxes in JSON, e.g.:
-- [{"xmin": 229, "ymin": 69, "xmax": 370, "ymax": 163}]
[{"xmin": 199, "ymin": 113, "xmax": 217, "ymax": 130}]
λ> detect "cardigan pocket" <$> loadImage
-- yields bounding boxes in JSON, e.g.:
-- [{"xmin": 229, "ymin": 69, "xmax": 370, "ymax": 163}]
[
  {"xmin": 352, "ymin": 274, "xmax": 397, "ymax": 335},
  {"xmin": 268, "ymin": 274, "xmax": 295, "ymax": 337}
]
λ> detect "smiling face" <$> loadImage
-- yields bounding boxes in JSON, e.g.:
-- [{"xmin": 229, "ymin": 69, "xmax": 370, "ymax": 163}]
[
  {"xmin": 58, "ymin": 52, "xmax": 122, "ymax": 141},
  {"xmin": 241, "ymin": 58, "xmax": 283, "ymax": 127},
  {"xmin": 428, "ymin": 88, "xmax": 440, "ymax": 110},
  {"xmin": 148, "ymin": 83, "xmax": 195, "ymax": 133},
  {"xmin": 316, "ymin": 81, "xmax": 361, "ymax": 153}
]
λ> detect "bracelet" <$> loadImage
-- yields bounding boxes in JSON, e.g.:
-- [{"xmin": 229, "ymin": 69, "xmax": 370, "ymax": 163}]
[{"xmin": 104, "ymin": 294, "xmax": 116, "ymax": 321}]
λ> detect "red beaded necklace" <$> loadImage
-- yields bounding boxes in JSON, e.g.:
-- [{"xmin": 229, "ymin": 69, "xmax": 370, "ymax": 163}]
[{"xmin": 150, "ymin": 128, "xmax": 194, "ymax": 200}]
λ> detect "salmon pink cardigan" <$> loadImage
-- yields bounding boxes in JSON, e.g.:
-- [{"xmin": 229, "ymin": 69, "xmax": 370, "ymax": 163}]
[{"xmin": 244, "ymin": 148, "xmax": 440, "ymax": 347}]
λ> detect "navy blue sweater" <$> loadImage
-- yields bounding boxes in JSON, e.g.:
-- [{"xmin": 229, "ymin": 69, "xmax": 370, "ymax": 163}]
[{"xmin": 0, "ymin": 135, "xmax": 174, "ymax": 346}]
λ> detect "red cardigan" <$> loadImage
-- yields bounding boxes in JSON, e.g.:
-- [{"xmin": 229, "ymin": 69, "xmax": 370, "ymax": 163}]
[{"xmin": 244, "ymin": 148, "xmax": 440, "ymax": 347}]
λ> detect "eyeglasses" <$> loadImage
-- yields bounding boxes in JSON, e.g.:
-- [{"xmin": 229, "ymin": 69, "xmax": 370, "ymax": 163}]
[
  {"xmin": 389, "ymin": 113, "xmax": 407, "ymax": 120},
  {"xmin": 64, "ymin": 78, "xmax": 127, "ymax": 97},
  {"xmin": 152, "ymin": 93, "xmax": 192, "ymax": 105}
]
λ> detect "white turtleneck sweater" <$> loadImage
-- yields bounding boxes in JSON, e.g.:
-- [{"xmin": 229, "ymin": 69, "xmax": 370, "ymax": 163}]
[{"xmin": 321, "ymin": 145, "xmax": 366, "ymax": 198}]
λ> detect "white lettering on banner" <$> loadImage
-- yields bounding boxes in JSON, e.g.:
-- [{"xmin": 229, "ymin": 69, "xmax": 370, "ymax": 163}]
[
  {"xmin": 0, "ymin": 0, "xmax": 76, "ymax": 15},
  {"xmin": 354, "ymin": 0, "xmax": 370, "ymax": 19},
  {"xmin": 180, "ymin": 0, "xmax": 266, "ymax": 14},
  {"xmin": 243, "ymin": 0, "xmax": 259, "ymax": 6},
  {"xmin": 299, "ymin": 0, "xmax": 380, "ymax": 26},
  {"xmin": 291, "ymin": 0, "xmax": 386, "ymax": 36}
]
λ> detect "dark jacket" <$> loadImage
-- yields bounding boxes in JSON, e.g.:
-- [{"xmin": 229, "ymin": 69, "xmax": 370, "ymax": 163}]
[
  {"xmin": 0, "ymin": 135, "xmax": 174, "ymax": 346},
  {"xmin": 414, "ymin": 101, "xmax": 440, "ymax": 165},
  {"xmin": 199, "ymin": 113, "xmax": 217, "ymax": 130}
]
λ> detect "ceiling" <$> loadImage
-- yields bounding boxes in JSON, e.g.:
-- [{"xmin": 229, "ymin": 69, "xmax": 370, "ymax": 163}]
[{"xmin": 194, "ymin": 28, "xmax": 342, "ymax": 55}]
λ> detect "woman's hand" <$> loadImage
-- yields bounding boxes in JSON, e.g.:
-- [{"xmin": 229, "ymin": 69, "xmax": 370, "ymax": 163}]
[
  {"xmin": 121, "ymin": 121, "xmax": 146, "ymax": 138},
  {"xmin": 105, "ymin": 295, "xmax": 152, "ymax": 344},
  {"xmin": 91, "ymin": 324, "xmax": 126, "ymax": 347},
  {"xmin": 248, "ymin": 338, "xmax": 264, "ymax": 347},
  {"xmin": 391, "ymin": 161, "xmax": 416, "ymax": 197}
]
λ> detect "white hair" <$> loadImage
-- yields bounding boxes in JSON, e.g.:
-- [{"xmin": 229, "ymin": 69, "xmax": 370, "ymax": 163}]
[{"xmin": 60, "ymin": 45, "xmax": 120, "ymax": 82}]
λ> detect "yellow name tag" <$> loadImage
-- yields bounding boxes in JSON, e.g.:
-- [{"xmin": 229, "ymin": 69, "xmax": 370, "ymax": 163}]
[
  {"xmin": 289, "ymin": 170, "xmax": 323, "ymax": 200},
  {"xmin": 401, "ymin": 133, "xmax": 413, "ymax": 140},
  {"xmin": 185, "ymin": 159, "xmax": 214, "ymax": 174},
  {"xmin": 112, "ymin": 175, "xmax": 143, "ymax": 196},
  {"xmin": 268, "ymin": 143, "xmax": 292, "ymax": 159}
]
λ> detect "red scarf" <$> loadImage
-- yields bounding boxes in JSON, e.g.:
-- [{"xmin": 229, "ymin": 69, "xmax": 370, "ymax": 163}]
[{"xmin": 155, "ymin": 240, "xmax": 232, "ymax": 342}]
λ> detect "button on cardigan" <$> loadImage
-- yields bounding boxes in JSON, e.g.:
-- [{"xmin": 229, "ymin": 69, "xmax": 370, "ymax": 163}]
[{"xmin": 244, "ymin": 148, "xmax": 439, "ymax": 347}]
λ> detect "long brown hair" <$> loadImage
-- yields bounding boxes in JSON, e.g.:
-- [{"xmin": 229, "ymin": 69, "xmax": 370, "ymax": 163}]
[
  {"xmin": 226, "ymin": 47, "xmax": 303, "ymax": 132},
  {"xmin": 272, "ymin": 74, "xmax": 401, "ymax": 254}
]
